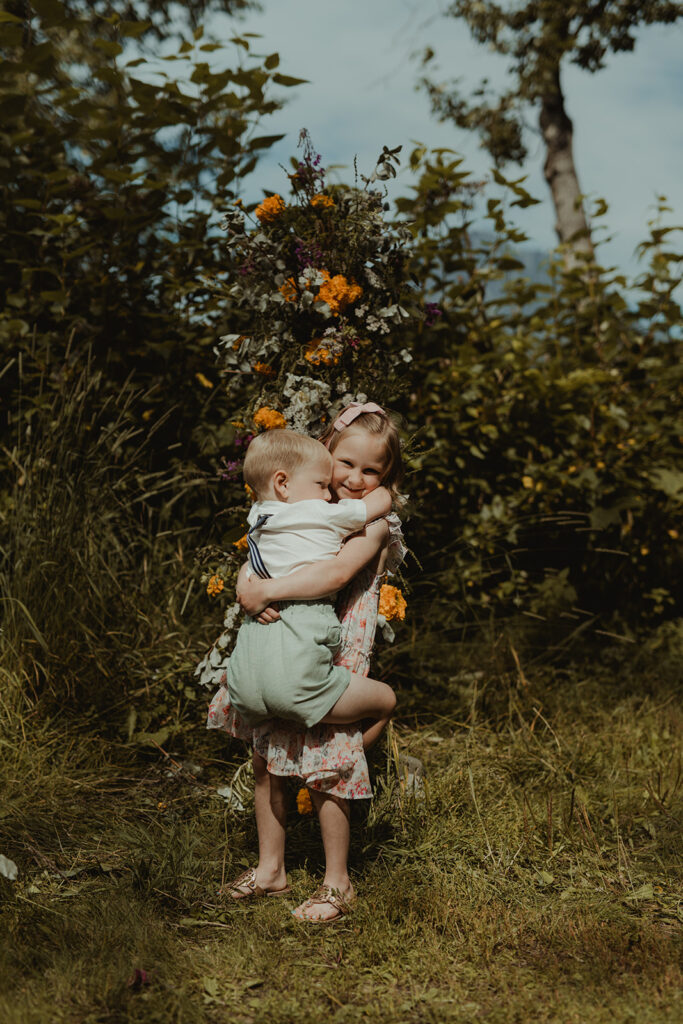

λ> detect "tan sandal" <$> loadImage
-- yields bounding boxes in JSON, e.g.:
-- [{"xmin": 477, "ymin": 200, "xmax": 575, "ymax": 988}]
[
  {"xmin": 221, "ymin": 867, "xmax": 291, "ymax": 900},
  {"xmin": 292, "ymin": 885, "xmax": 355, "ymax": 924}
]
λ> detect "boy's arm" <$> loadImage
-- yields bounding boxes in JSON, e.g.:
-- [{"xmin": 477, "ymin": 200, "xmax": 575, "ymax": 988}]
[
  {"xmin": 236, "ymin": 561, "xmax": 250, "ymax": 590},
  {"xmin": 361, "ymin": 486, "xmax": 392, "ymax": 522},
  {"xmin": 237, "ymin": 519, "xmax": 390, "ymax": 616}
]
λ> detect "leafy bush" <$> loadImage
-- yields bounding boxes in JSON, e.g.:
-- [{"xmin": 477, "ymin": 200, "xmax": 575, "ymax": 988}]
[{"xmin": 396, "ymin": 151, "xmax": 682, "ymax": 637}]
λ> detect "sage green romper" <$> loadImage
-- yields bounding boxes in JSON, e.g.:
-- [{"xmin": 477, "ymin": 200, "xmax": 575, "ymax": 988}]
[{"xmin": 226, "ymin": 600, "xmax": 351, "ymax": 728}]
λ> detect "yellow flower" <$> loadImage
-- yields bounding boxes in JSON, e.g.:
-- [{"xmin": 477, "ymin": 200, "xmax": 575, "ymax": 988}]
[
  {"xmin": 253, "ymin": 361, "xmax": 275, "ymax": 376},
  {"xmin": 668, "ymin": 529, "xmax": 679, "ymax": 540},
  {"xmin": 522, "ymin": 475, "xmax": 534, "ymax": 489},
  {"xmin": 596, "ymin": 460, "xmax": 606, "ymax": 470},
  {"xmin": 195, "ymin": 372, "xmax": 213, "ymax": 388},
  {"xmin": 568, "ymin": 465, "xmax": 577, "ymax": 474},
  {"xmin": 640, "ymin": 546, "xmax": 649, "ymax": 556},
  {"xmin": 311, "ymin": 193, "xmax": 335, "ymax": 210},
  {"xmin": 245, "ymin": 483, "xmax": 256, "ymax": 501},
  {"xmin": 233, "ymin": 534, "xmax": 248, "ymax": 552},
  {"xmin": 255, "ymin": 194, "xmax": 285, "ymax": 222},
  {"xmin": 207, "ymin": 575, "xmax": 225, "ymax": 597},
  {"xmin": 253, "ymin": 406, "xmax": 287, "ymax": 430},
  {"xmin": 279, "ymin": 277, "xmax": 298, "ymax": 303},
  {"xmin": 296, "ymin": 787, "xmax": 313, "ymax": 815},
  {"xmin": 142, "ymin": 409, "xmax": 154, "ymax": 421},
  {"xmin": 317, "ymin": 270, "xmax": 362, "ymax": 315},
  {"xmin": 379, "ymin": 584, "xmax": 407, "ymax": 622}
]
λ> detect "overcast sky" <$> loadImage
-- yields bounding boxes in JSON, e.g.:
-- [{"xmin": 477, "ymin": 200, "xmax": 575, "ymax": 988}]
[{"xmin": 207, "ymin": 0, "xmax": 682, "ymax": 274}]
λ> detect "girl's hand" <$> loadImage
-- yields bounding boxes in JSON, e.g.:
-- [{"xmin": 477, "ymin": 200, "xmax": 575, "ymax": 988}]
[{"xmin": 237, "ymin": 575, "xmax": 275, "ymax": 617}]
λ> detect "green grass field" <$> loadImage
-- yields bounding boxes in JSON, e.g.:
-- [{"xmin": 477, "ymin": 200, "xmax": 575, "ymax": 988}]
[{"xmin": 1, "ymin": 660, "xmax": 681, "ymax": 1024}]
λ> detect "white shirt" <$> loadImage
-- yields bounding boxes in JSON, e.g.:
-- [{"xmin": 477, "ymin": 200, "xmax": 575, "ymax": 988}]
[{"xmin": 246, "ymin": 498, "xmax": 368, "ymax": 578}]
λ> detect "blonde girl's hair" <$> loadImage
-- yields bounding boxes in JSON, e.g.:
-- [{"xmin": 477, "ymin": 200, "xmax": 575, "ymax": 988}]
[
  {"xmin": 318, "ymin": 406, "xmax": 404, "ymax": 498},
  {"xmin": 243, "ymin": 429, "xmax": 331, "ymax": 498}
]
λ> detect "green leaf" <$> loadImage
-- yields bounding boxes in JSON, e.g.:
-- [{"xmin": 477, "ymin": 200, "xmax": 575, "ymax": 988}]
[
  {"xmin": 271, "ymin": 73, "xmax": 308, "ymax": 87},
  {"xmin": 93, "ymin": 39, "xmax": 123, "ymax": 57},
  {"xmin": 647, "ymin": 467, "xmax": 683, "ymax": 499},
  {"xmin": 247, "ymin": 134, "xmax": 286, "ymax": 150}
]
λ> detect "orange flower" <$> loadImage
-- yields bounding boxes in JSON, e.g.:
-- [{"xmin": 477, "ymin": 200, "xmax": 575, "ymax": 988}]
[
  {"xmin": 379, "ymin": 584, "xmax": 407, "ymax": 622},
  {"xmin": 206, "ymin": 575, "xmax": 225, "ymax": 597},
  {"xmin": 317, "ymin": 270, "xmax": 362, "ymax": 315},
  {"xmin": 253, "ymin": 406, "xmax": 287, "ymax": 430},
  {"xmin": 233, "ymin": 534, "xmax": 248, "ymax": 552},
  {"xmin": 253, "ymin": 361, "xmax": 275, "ymax": 376},
  {"xmin": 255, "ymin": 194, "xmax": 285, "ymax": 222},
  {"xmin": 279, "ymin": 277, "xmax": 298, "ymax": 302},
  {"xmin": 304, "ymin": 339, "xmax": 340, "ymax": 366},
  {"xmin": 311, "ymin": 193, "xmax": 335, "ymax": 210},
  {"xmin": 296, "ymin": 787, "xmax": 313, "ymax": 814}
]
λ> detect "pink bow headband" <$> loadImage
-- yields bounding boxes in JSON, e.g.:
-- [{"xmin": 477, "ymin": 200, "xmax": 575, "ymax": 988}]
[{"xmin": 332, "ymin": 401, "xmax": 386, "ymax": 433}]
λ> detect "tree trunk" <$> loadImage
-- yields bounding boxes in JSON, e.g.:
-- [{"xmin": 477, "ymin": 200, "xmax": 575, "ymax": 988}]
[{"xmin": 539, "ymin": 65, "xmax": 594, "ymax": 267}]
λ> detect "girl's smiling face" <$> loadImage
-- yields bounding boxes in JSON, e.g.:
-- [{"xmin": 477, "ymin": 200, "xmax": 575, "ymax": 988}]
[{"xmin": 331, "ymin": 428, "xmax": 388, "ymax": 500}]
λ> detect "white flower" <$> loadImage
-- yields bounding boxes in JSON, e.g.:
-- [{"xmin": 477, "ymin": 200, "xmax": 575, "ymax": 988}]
[{"xmin": 282, "ymin": 374, "xmax": 332, "ymax": 434}]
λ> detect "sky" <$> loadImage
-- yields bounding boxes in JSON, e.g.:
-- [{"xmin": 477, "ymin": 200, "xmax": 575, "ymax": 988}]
[{"xmin": 205, "ymin": 0, "xmax": 683, "ymax": 275}]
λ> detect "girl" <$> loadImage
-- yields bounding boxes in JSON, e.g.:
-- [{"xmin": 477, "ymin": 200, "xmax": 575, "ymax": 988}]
[{"xmin": 205, "ymin": 402, "xmax": 406, "ymax": 923}]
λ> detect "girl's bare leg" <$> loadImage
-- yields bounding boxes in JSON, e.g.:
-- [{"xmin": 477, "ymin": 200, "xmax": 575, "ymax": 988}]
[
  {"xmin": 228, "ymin": 751, "xmax": 288, "ymax": 897},
  {"xmin": 292, "ymin": 789, "xmax": 355, "ymax": 922},
  {"xmin": 361, "ymin": 714, "xmax": 392, "ymax": 750},
  {"xmin": 321, "ymin": 672, "xmax": 396, "ymax": 725}
]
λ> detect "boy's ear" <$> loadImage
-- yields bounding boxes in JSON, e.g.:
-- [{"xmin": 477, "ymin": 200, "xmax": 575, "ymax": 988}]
[{"xmin": 272, "ymin": 469, "xmax": 288, "ymax": 498}]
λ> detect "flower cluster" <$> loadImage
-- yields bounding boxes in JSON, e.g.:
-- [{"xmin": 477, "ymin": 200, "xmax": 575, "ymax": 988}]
[
  {"xmin": 253, "ymin": 406, "xmax": 287, "ymax": 431},
  {"xmin": 296, "ymin": 787, "xmax": 313, "ymax": 814},
  {"xmin": 317, "ymin": 271, "xmax": 362, "ymax": 315},
  {"xmin": 255, "ymin": 194, "xmax": 285, "ymax": 223},
  {"xmin": 379, "ymin": 584, "xmax": 407, "ymax": 622},
  {"xmin": 213, "ymin": 131, "xmax": 416, "ymax": 436},
  {"xmin": 206, "ymin": 575, "xmax": 225, "ymax": 597},
  {"xmin": 311, "ymin": 193, "xmax": 335, "ymax": 210}
]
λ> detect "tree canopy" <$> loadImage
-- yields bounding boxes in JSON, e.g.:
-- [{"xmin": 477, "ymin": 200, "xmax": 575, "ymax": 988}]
[{"xmin": 422, "ymin": 0, "xmax": 683, "ymax": 258}]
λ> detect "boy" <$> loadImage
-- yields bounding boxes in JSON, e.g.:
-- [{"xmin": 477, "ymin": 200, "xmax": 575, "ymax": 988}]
[{"xmin": 226, "ymin": 429, "xmax": 394, "ymax": 728}]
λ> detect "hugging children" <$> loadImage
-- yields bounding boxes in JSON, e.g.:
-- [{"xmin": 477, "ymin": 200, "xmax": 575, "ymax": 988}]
[{"xmin": 205, "ymin": 402, "xmax": 406, "ymax": 923}]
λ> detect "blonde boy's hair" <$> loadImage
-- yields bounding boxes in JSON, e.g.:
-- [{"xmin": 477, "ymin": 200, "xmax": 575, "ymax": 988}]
[{"xmin": 243, "ymin": 429, "xmax": 331, "ymax": 498}]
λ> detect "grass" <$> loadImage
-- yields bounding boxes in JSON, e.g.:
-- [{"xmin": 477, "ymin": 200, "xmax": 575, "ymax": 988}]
[{"xmin": 1, "ymin": 662, "xmax": 681, "ymax": 1024}]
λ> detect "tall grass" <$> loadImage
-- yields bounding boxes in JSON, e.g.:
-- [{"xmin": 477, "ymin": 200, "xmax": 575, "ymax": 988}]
[
  {"xmin": 0, "ymin": 661, "xmax": 680, "ymax": 1023},
  {"xmin": 0, "ymin": 351, "xmax": 205, "ymax": 732}
]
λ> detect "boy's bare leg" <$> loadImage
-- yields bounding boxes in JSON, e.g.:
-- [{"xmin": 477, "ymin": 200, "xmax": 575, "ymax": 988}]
[
  {"xmin": 227, "ymin": 751, "xmax": 288, "ymax": 897},
  {"xmin": 321, "ymin": 672, "xmax": 396, "ymax": 725},
  {"xmin": 292, "ymin": 789, "xmax": 355, "ymax": 922}
]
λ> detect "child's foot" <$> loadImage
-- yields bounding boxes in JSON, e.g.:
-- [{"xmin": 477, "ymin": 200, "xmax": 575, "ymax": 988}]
[
  {"xmin": 292, "ymin": 882, "xmax": 355, "ymax": 923},
  {"xmin": 221, "ymin": 866, "xmax": 289, "ymax": 899}
]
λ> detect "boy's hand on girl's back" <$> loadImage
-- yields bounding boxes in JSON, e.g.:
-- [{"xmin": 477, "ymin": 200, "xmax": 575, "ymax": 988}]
[{"xmin": 237, "ymin": 576, "xmax": 280, "ymax": 621}]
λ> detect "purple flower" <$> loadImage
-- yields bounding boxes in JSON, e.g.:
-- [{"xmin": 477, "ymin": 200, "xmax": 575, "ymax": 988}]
[
  {"xmin": 424, "ymin": 302, "xmax": 442, "ymax": 327},
  {"xmin": 219, "ymin": 458, "xmax": 242, "ymax": 480}
]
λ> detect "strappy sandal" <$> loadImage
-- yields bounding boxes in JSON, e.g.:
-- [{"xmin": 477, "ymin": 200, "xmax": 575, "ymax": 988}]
[
  {"xmin": 292, "ymin": 885, "xmax": 356, "ymax": 925},
  {"xmin": 220, "ymin": 867, "xmax": 291, "ymax": 900}
]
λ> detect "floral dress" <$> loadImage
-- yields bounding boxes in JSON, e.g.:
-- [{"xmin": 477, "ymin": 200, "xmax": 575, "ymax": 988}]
[{"xmin": 202, "ymin": 513, "xmax": 406, "ymax": 800}]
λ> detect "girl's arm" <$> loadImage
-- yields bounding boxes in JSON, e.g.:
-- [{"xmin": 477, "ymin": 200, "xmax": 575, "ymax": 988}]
[{"xmin": 237, "ymin": 519, "xmax": 389, "ymax": 616}]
